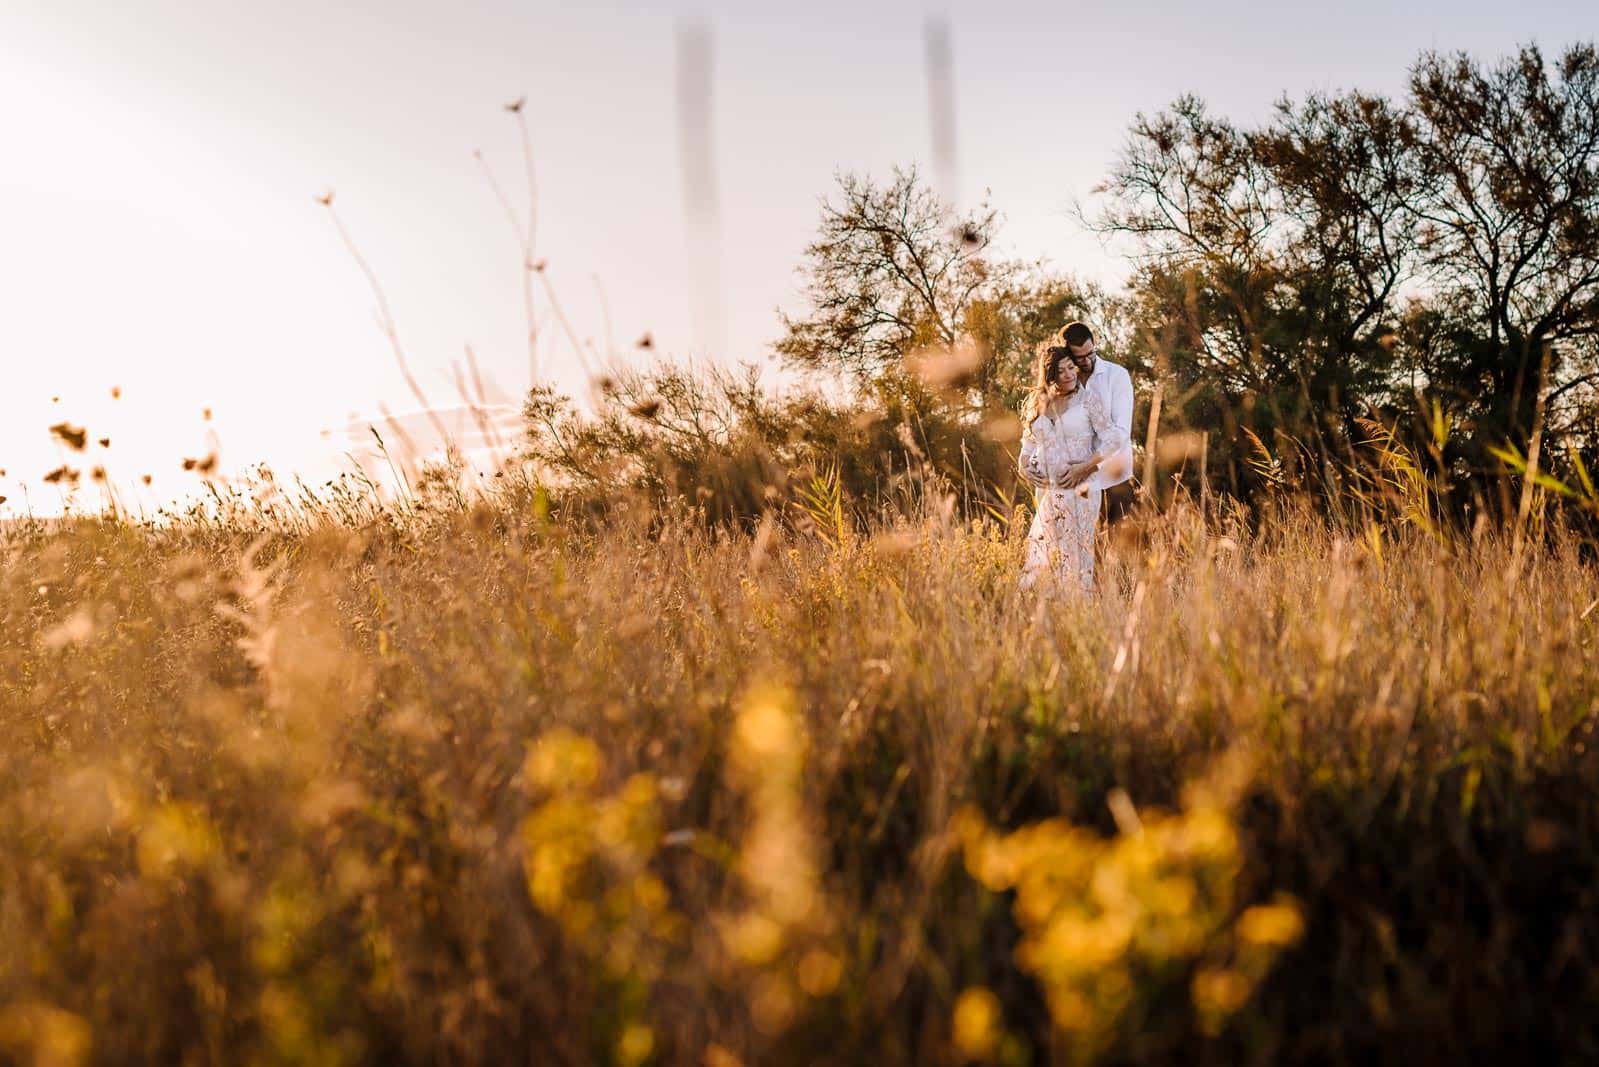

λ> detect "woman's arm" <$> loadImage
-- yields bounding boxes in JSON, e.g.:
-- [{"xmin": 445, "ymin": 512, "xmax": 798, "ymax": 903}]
[{"xmin": 1018, "ymin": 417, "xmax": 1048, "ymax": 486}]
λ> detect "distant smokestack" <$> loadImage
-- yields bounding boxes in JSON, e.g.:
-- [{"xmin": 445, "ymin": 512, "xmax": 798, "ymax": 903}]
[
  {"xmin": 925, "ymin": 17, "xmax": 959, "ymax": 207},
  {"xmin": 676, "ymin": 20, "xmax": 723, "ymax": 358}
]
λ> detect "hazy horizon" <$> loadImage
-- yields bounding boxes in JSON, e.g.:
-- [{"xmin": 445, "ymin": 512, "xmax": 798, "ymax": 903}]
[{"xmin": 3, "ymin": 0, "xmax": 1594, "ymax": 516}]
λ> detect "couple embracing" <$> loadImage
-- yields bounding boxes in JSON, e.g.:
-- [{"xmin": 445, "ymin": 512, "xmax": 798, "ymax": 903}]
[{"xmin": 1017, "ymin": 321, "xmax": 1135, "ymax": 595}]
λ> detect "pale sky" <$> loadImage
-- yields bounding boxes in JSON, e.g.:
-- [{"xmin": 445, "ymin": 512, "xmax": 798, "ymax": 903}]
[{"xmin": 2, "ymin": 0, "xmax": 1593, "ymax": 516}]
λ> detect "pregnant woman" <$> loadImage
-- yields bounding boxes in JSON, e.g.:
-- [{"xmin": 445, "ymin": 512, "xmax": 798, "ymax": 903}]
[{"xmin": 1017, "ymin": 341, "xmax": 1128, "ymax": 594}]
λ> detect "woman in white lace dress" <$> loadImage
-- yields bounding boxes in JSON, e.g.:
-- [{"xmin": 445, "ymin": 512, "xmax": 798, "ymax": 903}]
[{"xmin": 1017, "ymin": 343, "xmax": 1125, "ymax": 594}]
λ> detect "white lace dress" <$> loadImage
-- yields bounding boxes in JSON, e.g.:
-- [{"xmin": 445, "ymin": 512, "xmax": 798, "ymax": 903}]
[{"xmin": 1018, "ymin": 389, "xmax": 1119, "ymax": 594}]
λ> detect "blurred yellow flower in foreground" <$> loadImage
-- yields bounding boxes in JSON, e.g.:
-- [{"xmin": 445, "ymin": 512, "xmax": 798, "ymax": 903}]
[
  {"xmin": 953, "ymin": 755, "xmax": 1303, "ymax": 1057},
  {"xmin": 1237, "ymin": 898, "xmax": 1306, "ymax": 947},
  {"xmin": 0, "ymin": 1001, "xmax": 91, "ymax": 1067},
  {"xmin": 715, "ymin": 682, "xmax": 843, "ymax": 1036},
  {"xmin": 524, "ymin": 727, "xmax": 603, "ymax": 793},
  {"xmin": 519, "ymin": 728, "xmax": 681, "ymax": 1064},
  {"xmin": 135, "ymin": 802, "xmax": 219, "ymax": 878},
  {"xmin": 951, "ymin": 986, "xmax": 1002, "ymax": 1061}
]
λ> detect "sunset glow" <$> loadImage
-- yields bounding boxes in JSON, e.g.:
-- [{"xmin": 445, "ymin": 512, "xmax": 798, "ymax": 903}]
[{"xmin": 3, "ymin": 0, "xmax": 1592, "ymax": 514}]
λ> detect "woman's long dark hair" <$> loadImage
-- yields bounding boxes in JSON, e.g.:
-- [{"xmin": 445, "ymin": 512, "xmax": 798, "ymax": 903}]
[{"xmin": 1023, "ymin": 343, "xmax": 1077, "ymax": 424}]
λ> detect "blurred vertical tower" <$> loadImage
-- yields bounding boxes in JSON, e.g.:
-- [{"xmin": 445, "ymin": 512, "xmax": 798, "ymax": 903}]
[
  {"xmin": 676, "ymin": 20, "xmax": 724, "ymax": 359},
  {"xmin": 924, "ymin": 16, "xmax": 959, "ymax": 209}
]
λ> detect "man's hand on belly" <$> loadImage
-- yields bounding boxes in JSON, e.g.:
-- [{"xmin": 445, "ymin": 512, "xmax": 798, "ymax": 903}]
[{"xmin": 1056, "ymin": 457, "xmax": 1101, "ymax": 490}]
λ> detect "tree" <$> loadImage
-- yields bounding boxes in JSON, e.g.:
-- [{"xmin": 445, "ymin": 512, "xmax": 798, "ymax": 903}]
[
  {"xmin": 1405, "ymin": 44, "xmax": 1599, "ymax": 448},
  {"xmin": 963, "ymin": 272, "xmax": 1130, "ymax": 414},
  {"xmin": 1092, "ymin": 43, "xmax": 1599, "ymax": 505},
  {"xmin": 776, "ymin": 167, "xmax": 1009, "ymax": 388},
  {"xmin": 1093, "ymin": 94, "xmax": 1417, "ymax": 495},
  {"xmin": 1255, "ymin": 88, "xmax": 1423, "ymax": 404}
]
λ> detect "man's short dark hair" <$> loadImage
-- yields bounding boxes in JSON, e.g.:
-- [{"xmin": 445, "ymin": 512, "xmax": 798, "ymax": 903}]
[{"xmin": 1060, "ymin": 321, "xmax": 1094, "ymax": 348}]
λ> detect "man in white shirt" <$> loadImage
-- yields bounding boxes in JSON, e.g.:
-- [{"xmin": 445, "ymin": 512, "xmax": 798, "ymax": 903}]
[{"xmin": 1031, "ymin": 321, "xmax": 1136, "ymax": 494}]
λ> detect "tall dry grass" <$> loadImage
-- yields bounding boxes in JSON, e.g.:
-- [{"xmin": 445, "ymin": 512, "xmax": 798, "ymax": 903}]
[{"xmin": 2, "ymin": 480, "xmax": 1598, "ymax": 1065}]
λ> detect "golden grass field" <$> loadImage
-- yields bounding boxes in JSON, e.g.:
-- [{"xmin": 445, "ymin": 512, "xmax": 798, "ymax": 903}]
[{"xmin": 3, "ymin": 474, "xmax": 1598, "ymax": 1065}]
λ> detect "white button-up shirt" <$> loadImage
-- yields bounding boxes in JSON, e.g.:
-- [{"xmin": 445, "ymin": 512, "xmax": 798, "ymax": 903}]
[{"xmin": 1079, "ymin": 357, "xmax": 1135, "ymax": 492}]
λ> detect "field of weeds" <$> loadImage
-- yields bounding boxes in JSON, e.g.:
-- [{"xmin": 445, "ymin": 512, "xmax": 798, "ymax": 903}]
[{"xmin": 2, "ymin": 489, "xmax": 1598, "ymax": 1066}]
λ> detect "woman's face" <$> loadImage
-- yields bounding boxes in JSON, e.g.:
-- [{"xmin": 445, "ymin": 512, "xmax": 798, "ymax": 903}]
[{"xmin": 1051, "ymin": 355, "xmax": 1078, "ymax": 393}]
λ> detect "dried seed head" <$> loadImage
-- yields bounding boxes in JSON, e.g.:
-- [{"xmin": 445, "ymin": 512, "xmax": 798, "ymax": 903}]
[
  {"xmin": 49, "ymin": 423, "xmax": 88, "ymax": 451},
  {"xmin": 1155, "ymin": 431, "xmax": 1207, "ymax": 467},
  {"xmin": 980, "ymin": 412, "xmax": 1021, "ymax": 444},
  {"xmin": 909, "ymin": 344, "xmax": 984, "ymax": 392}
]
